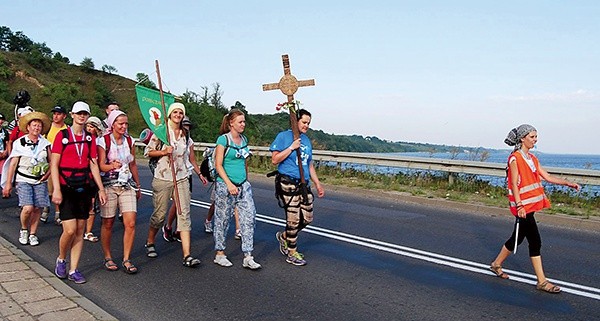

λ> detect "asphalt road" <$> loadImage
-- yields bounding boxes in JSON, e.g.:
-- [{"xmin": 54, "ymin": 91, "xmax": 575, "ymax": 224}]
[{"xmin": 1, "ymin": 166, "xmax": 599, "ymax": 321}]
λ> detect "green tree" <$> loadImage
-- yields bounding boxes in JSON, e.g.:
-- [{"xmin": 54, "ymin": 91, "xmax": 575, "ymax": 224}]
[
  {"xmin": 8, "ymin": 31, "xmax": 33, "ymax": 52},
  {"xmin": 41, "ymin": 83, "xmax": 82, "ymax": 108},
  {"xmin": 101, "ymin": 64, "xmax": 118, "ymax": 74},
  {"xmin": 136, "ymin": 72, "xmax": 157, "ymax": 89},
  {"xmin": 0, "ymin": 26, "xmax": 12, "ymax": 51},
  {"xmin": 210, "ymin": 82, "xmax": 225, "ymax": 110},
  {"xmin": 80, "ymin": 57, "xmax": 95, "ymax": 71},
  {"xmin": 53, "ymin": 52, "xmax": 70, "ymax": 63},
  {"xmin": 93, "ymin": 79, "xmax": 114, "ymax": 107}
]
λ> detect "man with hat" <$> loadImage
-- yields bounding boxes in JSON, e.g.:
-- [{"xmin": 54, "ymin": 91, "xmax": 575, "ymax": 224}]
[
  {"xmin": 1, "ymin": 111, "xmax": 52, "ymax": 246},
  {"xmin": 41, "ymin": 106, "xmax": 69, "ymax": 224}
]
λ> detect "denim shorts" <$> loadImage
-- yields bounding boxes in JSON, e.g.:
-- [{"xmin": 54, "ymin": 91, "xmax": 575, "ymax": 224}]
[{"xmin": 16, "ymin": 181, "xmax": 49, "ymax": 208}]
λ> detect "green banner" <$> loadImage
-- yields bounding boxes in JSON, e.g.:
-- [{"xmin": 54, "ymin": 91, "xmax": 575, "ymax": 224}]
[{"xmin": 135, "ymin": 85, "xmax": 175, "ymax": 145}]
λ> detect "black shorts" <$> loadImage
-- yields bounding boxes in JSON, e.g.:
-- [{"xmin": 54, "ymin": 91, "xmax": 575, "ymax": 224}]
[{"xmin": 59, "ymin": 185, "xmax": 93, "ymax": 221}]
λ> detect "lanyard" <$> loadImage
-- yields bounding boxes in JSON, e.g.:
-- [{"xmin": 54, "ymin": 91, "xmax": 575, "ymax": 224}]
[{"xmin": 70, "ymin": 129, "xmax": 86, "ymax": 164}]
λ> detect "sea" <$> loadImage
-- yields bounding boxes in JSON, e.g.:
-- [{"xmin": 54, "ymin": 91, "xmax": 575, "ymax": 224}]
[
  {"xmin": 339, "ymin": 150, "xmax": 600, "ymax": 195},
  {"xmin": 391, "ymin": 150, "xmax": 600, "ymax": 171}
]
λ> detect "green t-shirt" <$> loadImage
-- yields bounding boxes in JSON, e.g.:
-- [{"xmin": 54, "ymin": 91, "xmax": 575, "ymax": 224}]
[{"xmin": 215, "ymin": 133, "xmax": 249, "ymax": 185}]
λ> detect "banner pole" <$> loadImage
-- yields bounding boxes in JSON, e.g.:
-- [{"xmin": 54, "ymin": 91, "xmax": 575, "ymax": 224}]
[{"xmin": 155, "ymin": 60, "xmax": 182, "ymax": 217}]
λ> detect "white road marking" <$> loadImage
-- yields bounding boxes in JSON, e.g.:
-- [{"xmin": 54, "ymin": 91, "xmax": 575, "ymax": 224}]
[{"xmin": 141, "ymin": 189, "xmax": 600, "ymax": 300}]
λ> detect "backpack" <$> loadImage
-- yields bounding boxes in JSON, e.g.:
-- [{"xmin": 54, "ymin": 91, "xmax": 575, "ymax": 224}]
[
  {"xmin": 102, "ymin": 133, "xmax": 133, "ymax": 164},
  {"xmin": 148, "ymin": 128, "xmax": 190, "ymax": 175},
  {"xmin": 58, "ymin": 128, "xmax": 94, "ymax": 192},
  {"xmin": 200, "ymin": 133, "xmax": 248, "ymax": 182}
]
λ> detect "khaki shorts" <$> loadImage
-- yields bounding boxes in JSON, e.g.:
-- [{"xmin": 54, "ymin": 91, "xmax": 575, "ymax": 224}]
[{"xmin": 100, "ymin": 185, "xmax": 137, "ymax": 218}]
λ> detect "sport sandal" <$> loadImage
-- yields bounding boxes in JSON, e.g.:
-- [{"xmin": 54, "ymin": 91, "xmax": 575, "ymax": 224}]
[
  {"xmin": 145, "ymin": 244, "xmax": 158, "ymax": 258},
  {"xmin": 84, "ymin": 232, "xmax": 99, "ymax": 242},
  {"xmin": 183, "ymin": 255, "xmax": 201, "ymax": 267},
  {"xmin": 104, "ymin": 258, "xmax": 118, "ymax": 271},
  {"xmin": 122, "ymin": 260, "xmax": 138, "ymax": 274}
]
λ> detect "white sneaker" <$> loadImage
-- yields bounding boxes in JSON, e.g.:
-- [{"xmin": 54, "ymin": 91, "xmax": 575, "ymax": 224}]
[
  {"xmin": 213, "ymin": 254, "xmax": 233, "ymax": 267},
  {"xmin": 19, "ymin": 230, "xmax": 28, "ymax": 245},
  {"xmin": 242, "ymin": 255, "xmax": 262, "ymax": 270},
  {"xmin": 28, "ymin": 234, "xmax": 39, "ymax": 246}
]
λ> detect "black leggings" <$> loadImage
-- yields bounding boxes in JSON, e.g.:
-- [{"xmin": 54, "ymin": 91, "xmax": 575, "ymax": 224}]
[{"xmin": 504, "ymin": 212, "xmax": 542, "ymax": 257}]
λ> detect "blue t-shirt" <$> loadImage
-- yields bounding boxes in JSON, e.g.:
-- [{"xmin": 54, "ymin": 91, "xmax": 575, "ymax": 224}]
[
  {"xmin": 269, "ymin": 130, "xmax": 312, "ymax": 181},
  {"xmin": 215, "ymin": 133, "xmax": 249, "ymax": 185}
]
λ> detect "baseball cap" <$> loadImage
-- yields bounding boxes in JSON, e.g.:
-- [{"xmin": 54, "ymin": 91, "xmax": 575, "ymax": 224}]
[
  {"xmin": 0, "ymin": 113, "xmax": 5, "ymax": 120},
  {"xmin": 71, "ymin": 101, "xmax": 91, "ymax": 114},
  {"xmin": 51, "ymin": 106, "xmax": 67, "ymax": 114}
]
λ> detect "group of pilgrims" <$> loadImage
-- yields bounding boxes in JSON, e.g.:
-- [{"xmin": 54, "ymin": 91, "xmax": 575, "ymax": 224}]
[
  {"xmin": 0, "ymin": 90, "xmax": 324, "ymax": 284},
  {"xmin": 0, "ymin": 90, "xmax": 581, "ymax": 294}
]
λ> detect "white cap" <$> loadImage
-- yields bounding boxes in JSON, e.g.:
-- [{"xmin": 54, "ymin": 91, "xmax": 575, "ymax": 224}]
[{"xmin": 72, "ymin": 101, "xmax": 91, "ymax": 114}]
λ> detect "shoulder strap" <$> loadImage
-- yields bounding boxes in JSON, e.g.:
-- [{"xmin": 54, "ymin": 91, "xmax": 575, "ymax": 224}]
[{"xmin": 103, "ymin": 134, "xmax": 111, "ymax": 164}]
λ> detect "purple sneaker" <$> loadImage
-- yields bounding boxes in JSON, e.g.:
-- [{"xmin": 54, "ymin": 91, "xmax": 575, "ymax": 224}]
[
  {"xmin": 55, "ymin": 258, "xmax": 67, "ymax": 279},
  {"xmin": 68, "ymin": 269, "xmax": 86, "ymax": 284},
  {"xmin": 162, "ymin": 225, "xmax": 173, "ymax": 242}
]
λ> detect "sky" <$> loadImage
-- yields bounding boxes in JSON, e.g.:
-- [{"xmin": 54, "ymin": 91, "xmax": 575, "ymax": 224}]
[{"xmin": 2, "ymin": 1, "xmax": 599, "ymax": 154}]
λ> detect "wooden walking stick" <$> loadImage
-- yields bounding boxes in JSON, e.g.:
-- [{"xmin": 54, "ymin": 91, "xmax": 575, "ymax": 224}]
[
  {"xmin": 155, "ymin": 60, "xmax": 182, "ymax": 217},
  {"xmin": 263, "ymin": 54, "xmax": 315, "ymax": 204}
]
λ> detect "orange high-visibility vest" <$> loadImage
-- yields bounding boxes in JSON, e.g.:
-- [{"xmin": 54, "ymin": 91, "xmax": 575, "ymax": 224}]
[{"xmin": 507, "ymin": 151, "xmax": 551, "ymax": 216}]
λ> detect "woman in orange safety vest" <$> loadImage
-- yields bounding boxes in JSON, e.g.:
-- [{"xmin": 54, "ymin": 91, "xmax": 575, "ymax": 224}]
[{"xmin": 489, "ymin": 124, "xmax": 580, "ymax": 294}]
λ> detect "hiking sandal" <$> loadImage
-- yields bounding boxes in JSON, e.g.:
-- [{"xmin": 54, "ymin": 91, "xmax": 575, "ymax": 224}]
[
  {"xmin": 489, "ymin": 264, "xmax": 509, "ymax": 279},
  {"xmin": 536, "ymin": 281, "xmax": 561, "ymax": 293},
  {"xmin": 183, "ymin": 255, "xmax": 201, "ymax": 267},
  {"xmin": 122, "ymin": 260, "xmax": 138, "ymax": 274},
  {"xmin": 145, "ymin": 244, "xmax": 158, "ymax": 258},
  {"xmin": 84, "ymin": 232, "xmax": 99, "ymax": 242},
  {"xmin": 104, "ymin": 258, "xmax": 118, "ymax": 271}
]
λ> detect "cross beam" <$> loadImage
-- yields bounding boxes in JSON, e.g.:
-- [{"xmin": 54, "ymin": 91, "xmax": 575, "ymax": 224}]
[
  {"xmin": 262, "ymin": 54, "xmax": 315, "ymax": 201},
  {"xmin": 262, "ymin": 54, "xmax": 315, "ymax": 102}
]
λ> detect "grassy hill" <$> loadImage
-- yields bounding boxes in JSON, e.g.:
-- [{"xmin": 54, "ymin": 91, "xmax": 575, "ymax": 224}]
[{"xmin": 0, "ymin": 49, "xmax": 481, "ymax": 154}]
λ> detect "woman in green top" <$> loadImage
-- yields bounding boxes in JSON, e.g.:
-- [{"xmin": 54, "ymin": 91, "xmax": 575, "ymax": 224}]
[{"xmin": 212, "ymin": 109, "xmax": 261, "ymax": 270}]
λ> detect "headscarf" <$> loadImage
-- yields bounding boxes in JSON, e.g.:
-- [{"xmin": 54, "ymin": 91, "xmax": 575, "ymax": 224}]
[
  {"xmin": 106, "ymin": 110, "xmax": 127, "ymax": 132},
  {"xmin": 504, "ymin": 124, "xmax": 536, "ymax": 150}
]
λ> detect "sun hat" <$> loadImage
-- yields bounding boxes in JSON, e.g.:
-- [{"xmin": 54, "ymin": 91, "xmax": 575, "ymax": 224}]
[
  {"xmin": 71, "ymin": 101, "xmax": 91, "ymax": 114},
  {"xmin": 19, "ymin": 111, "xmax": 51, "ymax": 135},
  {"xmin": 85, "ymin": 116, "xmax": 105, "ymax": 133}
]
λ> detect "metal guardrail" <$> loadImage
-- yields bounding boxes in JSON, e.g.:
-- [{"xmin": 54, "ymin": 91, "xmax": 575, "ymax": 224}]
[{"xmin": 134, "ymin": 141, "xmax": 600, "ymax": 186}]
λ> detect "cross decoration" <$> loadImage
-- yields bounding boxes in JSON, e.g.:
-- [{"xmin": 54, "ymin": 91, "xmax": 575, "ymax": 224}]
[{"xmin": 262, "ymin": 54, "xmax": 315, "ymax": 202}]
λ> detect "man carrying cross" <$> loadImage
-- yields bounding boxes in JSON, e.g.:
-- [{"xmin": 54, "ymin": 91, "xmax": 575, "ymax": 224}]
[{"xmin": 264, "ymin": 54, "xmax": 324, "ymax": 266}]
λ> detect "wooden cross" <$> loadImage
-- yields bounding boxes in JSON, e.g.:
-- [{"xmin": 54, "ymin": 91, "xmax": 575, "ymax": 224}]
[
  {"xmin": 262, "ymin": 54, "xmax": 315, "ymax": 102},
  {"xmin": 262, "ymin": 54, "xmax": 315, "ymax": 199}
]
